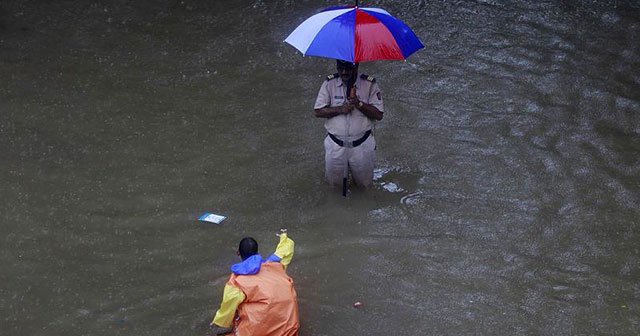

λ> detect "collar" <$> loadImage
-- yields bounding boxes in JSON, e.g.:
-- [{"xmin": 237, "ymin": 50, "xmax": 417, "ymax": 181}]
[{"xmin": 338, "ymin": 75, "xmax": 360, "ymax": 88}]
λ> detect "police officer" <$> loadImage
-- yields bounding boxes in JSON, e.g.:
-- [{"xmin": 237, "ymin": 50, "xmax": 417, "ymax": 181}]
[{"xmin": 314, "ymin": 60, "xmax": 384, "ymax": 189}]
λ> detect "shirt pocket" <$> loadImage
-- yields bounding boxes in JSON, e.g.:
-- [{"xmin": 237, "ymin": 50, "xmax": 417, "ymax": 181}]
[{"xmin": 331, "ymin": 95, "xmax": 345, "ymax": 107}]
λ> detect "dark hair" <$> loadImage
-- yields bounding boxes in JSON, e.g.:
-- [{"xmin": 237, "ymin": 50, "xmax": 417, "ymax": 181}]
[{"xmin": 239, "ymin": 237, "xmax": 258, "ymax": 260}]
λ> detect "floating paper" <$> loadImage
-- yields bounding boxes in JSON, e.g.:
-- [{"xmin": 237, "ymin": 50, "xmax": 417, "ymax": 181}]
[{"xmin": 198, "ymin": 212, "xmax": 227, "ymax": 224}]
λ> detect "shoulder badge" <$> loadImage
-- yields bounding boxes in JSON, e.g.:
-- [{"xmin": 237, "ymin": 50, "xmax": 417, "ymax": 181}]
[
  {"xmin": 326, "ymin": 73, "xmax": 339, "ymax": 81},
  {"xmin": 360, "ymin": 74, "xmax": 376, "ymax": 82}
]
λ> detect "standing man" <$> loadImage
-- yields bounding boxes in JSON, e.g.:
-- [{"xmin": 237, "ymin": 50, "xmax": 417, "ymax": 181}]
[
  {"xmin": 209, "ymin": 231, "xmax": 299, "ymax": 336},
  {"xmin": 314, "ymin": 60, "xmax": 384, "ymax": 189}
]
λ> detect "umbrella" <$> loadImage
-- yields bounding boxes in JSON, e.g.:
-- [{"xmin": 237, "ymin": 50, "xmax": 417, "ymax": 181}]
[{"xmin": 284, "ymin": 4, "xmax": 424, "ymax": 63}]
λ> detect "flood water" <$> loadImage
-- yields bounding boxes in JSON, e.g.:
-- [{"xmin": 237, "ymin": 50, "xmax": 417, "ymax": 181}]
[{"xmin": 1, "ymin": 0, "xmax": 639, "ymax": 335}]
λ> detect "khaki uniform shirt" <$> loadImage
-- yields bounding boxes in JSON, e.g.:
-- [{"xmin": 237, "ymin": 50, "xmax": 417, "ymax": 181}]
[{"xmin": 314, "ymin": 75, "xmax": 384, "ymax": 139}]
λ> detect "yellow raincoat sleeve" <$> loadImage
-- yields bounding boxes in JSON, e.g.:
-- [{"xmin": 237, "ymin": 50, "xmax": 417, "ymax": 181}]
[
  {"xmin": 211, "ymin": 284, "xmax": 246, "ymax": 328},
  {"xmin": 273, "ymin": 233, "xmax": 295, "ymax": 269}
]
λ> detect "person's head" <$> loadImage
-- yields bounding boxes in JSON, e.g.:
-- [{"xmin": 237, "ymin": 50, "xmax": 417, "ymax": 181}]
[
  {"xmin": 336, "ymin": 59, "xmax": 359, "ymax": 84},
  {"xmin": 238, "ymin": 237, "xmax": 259, "ymax": 260}
]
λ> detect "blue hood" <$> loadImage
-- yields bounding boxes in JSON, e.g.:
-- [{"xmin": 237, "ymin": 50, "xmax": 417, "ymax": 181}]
[
  {"xmin": 230, "ymin": 254, "xmax": 282, "ymax": 275},
  {"xmin": 231, "ymin": 254, "xmax": 264, "ymax": 275}
]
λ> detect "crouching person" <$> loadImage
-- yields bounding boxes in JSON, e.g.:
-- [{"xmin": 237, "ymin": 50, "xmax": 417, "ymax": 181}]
[{"xmin": 209, "ymin": 231, "xmax": 299, "ymax": 336}]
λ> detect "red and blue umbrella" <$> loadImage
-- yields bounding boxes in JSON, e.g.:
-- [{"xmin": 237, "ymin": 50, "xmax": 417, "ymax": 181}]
[{"xmin": 284, "ymin": 5, "xmax": 424, "ymax": 63}]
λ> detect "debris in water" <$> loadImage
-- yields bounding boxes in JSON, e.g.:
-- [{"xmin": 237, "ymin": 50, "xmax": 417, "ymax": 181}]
[{"xmin": 198, "ymin": 212, "xmax": 227, "ymax": 224}]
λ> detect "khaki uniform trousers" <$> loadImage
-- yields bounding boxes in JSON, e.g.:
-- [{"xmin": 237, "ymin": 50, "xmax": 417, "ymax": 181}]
[{"xmin": 324, "ymin": 134, "xmax": 376, "ymax": 188}]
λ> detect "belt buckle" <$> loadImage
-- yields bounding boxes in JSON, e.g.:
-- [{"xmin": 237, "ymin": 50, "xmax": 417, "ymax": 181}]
[{"xmin": 344, "ymin": 140, "xmax": 354, "ymax": 148}]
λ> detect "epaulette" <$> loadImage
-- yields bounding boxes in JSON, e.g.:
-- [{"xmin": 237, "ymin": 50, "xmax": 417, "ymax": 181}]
[
  {"xmin": 326, "ymin": 73, "xmax": 339, "ymax": 81},
  {"xmin": 360, "ymin": 74, "xmax": 376, "ymax": 82}
]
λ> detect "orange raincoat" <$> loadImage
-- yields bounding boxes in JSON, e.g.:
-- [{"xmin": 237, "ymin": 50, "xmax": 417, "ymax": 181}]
[{"xmin": 212, "ymin": 234, "xmax": 299, "ymax": 336}]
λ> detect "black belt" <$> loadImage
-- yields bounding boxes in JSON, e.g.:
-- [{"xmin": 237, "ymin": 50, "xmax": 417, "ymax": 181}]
[{"xmin": 328, "ymin": 130, "xmax": 371, "ymax": 148}]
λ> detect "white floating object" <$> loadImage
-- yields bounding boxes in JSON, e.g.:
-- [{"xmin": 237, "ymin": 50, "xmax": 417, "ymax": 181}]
[
  {"xmin": 198, "ymin": 212, "xmax": 227, "ymax": 224},
  {"xmin": 382, "ymin": 182, "xmax": 404, "ymax": 193}
]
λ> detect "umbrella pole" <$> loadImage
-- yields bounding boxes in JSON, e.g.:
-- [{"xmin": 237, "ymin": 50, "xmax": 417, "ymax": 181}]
[
  {"xmin": 342, "ymin": 167, "xmax": 348, "ymax": 197},
  {"xmin": 342, "ymin": 81, "xmax": 356, "ymax": 197},
  {"xmin": 342, "ymin": 85, "xmax": 350, "ymax": 197}
]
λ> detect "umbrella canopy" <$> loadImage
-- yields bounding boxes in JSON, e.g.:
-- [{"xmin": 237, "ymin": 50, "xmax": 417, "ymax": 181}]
[{"xmin": 284, "ymin": 5, "xmax": 424, "ymax": 63}]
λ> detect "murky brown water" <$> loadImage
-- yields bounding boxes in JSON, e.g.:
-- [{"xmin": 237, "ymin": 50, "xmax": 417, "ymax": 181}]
[{"xmin": 1, "ymin": 0, "xmax": 639, "ymax": 335}]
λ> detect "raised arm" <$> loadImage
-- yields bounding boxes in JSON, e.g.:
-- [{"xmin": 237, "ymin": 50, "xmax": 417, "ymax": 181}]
[{"xmin": 267, "ymin": 231, "xmax": 295, "ymax": 269}]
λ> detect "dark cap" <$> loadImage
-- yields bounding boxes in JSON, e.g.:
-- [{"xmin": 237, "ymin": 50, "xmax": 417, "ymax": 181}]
[{"xmin": 336, "ymin": 59, "xmax": 357, "ymax": 68}]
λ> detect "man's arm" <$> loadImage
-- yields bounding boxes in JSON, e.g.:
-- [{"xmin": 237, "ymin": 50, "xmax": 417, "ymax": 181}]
[
  {"xmin": 348, "ymin": 80, "xmax": 384, "ymax": 121},
  {"xmin": 266, "ymin": 230, "xmax": 295, "ymax": 269},
  {"xmin": 352, "ymin": 100, "xmax": 383, "ymax": 121},
  {"xmin": 347, "ymin": 89, "xmax": 383, "ymax": 121},
  {"xmin": 314, "ymin": 105, "xmax": 352, "ymax": 119},
  {"xmin": 210, "ymin": 284, "xmax": 245, "ymax": 333}
]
